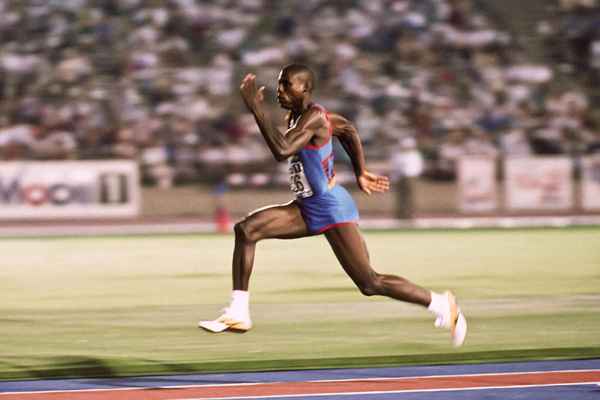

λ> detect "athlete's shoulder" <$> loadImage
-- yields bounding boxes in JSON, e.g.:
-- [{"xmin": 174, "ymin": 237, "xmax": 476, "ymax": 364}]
[
  {"xmin": 325, "ymin": 112, "xmax": 356, "ymax": 138},
  {"xmin": 310, "ymin": 103, "xmax": 333, "ymax": 122},
  {"xmin": 310, "ymin": 103, "xmax": 327, "ymax": 113},
  {"xmin": 297, "ymin": 105, "xmax": 328, "ymax": 130},
  {"xmin": 326, "ymin": 111, "xmax": 350, "ymax": 125}
]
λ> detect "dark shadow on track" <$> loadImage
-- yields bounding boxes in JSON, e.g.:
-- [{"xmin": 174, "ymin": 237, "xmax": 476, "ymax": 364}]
[
  {"xmin": 2, "ymin": 348, "xmax": 600, "ymax": 381},
  {"xmin": 0, "ymin": 356, "xmax": 115, "ymax": 380}
]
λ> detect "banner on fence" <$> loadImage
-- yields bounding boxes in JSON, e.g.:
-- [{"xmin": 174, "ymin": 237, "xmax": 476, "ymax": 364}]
[
  {"xmin": 582, "ymin": 155, "xmax": 600, "ymax": 210},
  {"xmin": 504, "ymin": 157, "xmax": 572, "ymax": 210},
  {"xmin": 0, "ymin": 160, "xmax": 140, "ymax": 219},
  {"xmin": 458, "ymin": 157, "xmax": 497, "ymax": 212}
]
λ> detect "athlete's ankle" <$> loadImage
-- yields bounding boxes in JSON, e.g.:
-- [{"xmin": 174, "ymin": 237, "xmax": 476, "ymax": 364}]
[
  {"xmin": 230, "ymin": 290, "xmax": 250, "ymax": 316},
  {"xmin": 427, "ymin": 291, "xmax": 448, "ymax": 317}
]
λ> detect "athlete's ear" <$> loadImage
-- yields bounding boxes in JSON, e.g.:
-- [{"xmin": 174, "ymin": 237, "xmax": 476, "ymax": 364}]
[{"xmin": 257, "ymin": 86, "xmax": 265, "ymax": 102}]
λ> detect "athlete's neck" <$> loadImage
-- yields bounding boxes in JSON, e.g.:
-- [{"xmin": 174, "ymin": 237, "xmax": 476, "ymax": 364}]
[{"xmin": 290, "ymin": 99, "xmax": 313, "ymax": 121}]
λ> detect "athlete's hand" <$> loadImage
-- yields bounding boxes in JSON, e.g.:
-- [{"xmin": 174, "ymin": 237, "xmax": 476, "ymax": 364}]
[
  {"xmin": 240, "ymin": 73, "xmax": 265, "ymax": 111},
  {"xmin": 358, "ymin": 171, "xmax": 390, "ymax": 195}
]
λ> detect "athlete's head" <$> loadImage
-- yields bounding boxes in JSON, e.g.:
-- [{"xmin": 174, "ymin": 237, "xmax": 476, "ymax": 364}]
[{"xmin": 277, "ymin": 64, "xmax": 315, "ymax": 110}]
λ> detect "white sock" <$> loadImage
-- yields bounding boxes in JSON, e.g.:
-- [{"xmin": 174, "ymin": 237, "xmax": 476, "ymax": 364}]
[
  {"xmin": 427, "ymin": 291, "xmax": 447, "ymax": 317},
  {"xmin": 230, "ymin": 290, "xmax": 250, "ymax": 316}
]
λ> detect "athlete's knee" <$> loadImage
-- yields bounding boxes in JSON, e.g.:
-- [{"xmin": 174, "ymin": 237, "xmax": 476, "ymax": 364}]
[
  {"xmin": 357, "ymin": 272, "xmax": 385, "ymax": 297},
  {"xmin": 234, "ymin": 219, "xmax": 261, "ymax": 243},
  {"xmin": 234, "ymin": 220, "xmax": 252, "ymax": 242}
]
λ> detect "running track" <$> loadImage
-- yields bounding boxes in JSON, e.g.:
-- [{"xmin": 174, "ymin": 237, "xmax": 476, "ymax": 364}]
[{"xmin": 1, "ymin": 359, "xmax": 599, "ymax": 400}]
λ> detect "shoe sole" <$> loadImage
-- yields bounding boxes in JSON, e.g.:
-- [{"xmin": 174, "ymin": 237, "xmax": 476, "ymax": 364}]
[
  {"xmin": 221, "ymin": 319, "xmax": 252, "ymax": 332},
  {"xmin": 453, "ymin": 312, "xmax": 467, "ymax": 347},
  {"xmin": 227, "ymin": 325, "xmax": 251, "ymax": 333},
  {"xmin": 447, "ymin": 291, "xmax": 467, "ymax": 347},
  {"xmin": 198, "ymin": 320, "xmax": 252, "ymax": 333},
  {"xmin": 447, "ymin": 292, "xmax": 458, "ymax": 338}
]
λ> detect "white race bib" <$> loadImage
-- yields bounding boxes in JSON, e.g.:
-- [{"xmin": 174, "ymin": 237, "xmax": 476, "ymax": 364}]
[{"xmin": 289, "ymin": 156, "xmax": 313, "ymax": 198}]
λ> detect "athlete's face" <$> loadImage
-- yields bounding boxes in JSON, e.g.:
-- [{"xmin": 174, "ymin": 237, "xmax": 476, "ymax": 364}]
[{"xmin": 276, "ymin": 70, "xmax": 307, "ymax": 110}]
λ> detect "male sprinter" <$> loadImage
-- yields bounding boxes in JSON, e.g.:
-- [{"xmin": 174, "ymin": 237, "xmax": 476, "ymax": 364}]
[{"xmin": 199, "ymin": 64, "xmax": 467, "ymax": 346}]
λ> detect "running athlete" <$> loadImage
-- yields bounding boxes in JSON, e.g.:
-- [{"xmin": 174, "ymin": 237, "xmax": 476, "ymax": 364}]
[{"xmin": 199, "ymin": 64, "xmax": 467, "ymax": 346}]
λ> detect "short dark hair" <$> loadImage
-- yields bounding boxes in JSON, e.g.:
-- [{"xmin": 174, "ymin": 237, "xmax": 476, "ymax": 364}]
[{"xmin": 282, "ymin": 63, "xmax": 315, "ymax": 93}]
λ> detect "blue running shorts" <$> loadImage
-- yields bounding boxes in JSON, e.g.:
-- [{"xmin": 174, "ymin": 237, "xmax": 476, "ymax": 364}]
[{"xmin": 297, "ymin": 185, "xmax": 359, "ymax": 234}]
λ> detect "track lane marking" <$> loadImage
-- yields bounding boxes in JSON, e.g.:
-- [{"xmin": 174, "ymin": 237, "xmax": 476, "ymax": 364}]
[
  {"xmin": 173, "ymin": 382, "xmax": 600, "ymax": 400},
  {"xmin": 2, "ymin": 368, "xmax": 599, "ymax": 395},
  {"xmin": 0, "ymin": 370, "xmax": 598, "ymax": 400}
]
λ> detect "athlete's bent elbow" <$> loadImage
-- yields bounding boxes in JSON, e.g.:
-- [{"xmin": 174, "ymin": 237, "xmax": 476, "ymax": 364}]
[
  {"xmin": 274, "ymin": 149, "xmax": 291, "ymax": 162},
  {"xmin": 273, "ymin": 153, "xmax": 288, "ymax": 162}
]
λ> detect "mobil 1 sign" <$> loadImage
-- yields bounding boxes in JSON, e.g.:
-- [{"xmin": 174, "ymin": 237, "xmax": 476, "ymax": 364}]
[{"xmin": 0, "ymin": 160, "xmax": 140, "ymax": 219}]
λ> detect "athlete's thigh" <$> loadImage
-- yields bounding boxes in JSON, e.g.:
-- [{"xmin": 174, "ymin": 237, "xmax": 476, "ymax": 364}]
[
  {"xmin": 324, "ymin": 223, "xmax": 374, "ymax": 284},
  {"xmin": 243, "ymin": 200, "xmax": 311, "ymax": 240}
]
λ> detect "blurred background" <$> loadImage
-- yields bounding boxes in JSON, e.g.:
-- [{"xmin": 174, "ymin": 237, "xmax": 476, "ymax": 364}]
[
  {"xmin": 1, "ymin": 0, "xmax": 599, "ymax": 381},
  {"xmin": 0, "ymin": 0, "xmax": 600, "ymax": 224}
]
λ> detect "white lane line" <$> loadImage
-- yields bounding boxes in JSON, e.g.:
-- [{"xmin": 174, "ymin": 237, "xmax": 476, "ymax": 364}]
[{"xmin": 173, "ymin": 381, "xmax": 600, "ymax": 400}]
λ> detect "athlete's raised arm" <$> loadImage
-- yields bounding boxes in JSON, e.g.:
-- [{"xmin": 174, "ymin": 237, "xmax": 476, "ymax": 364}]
[
  {"xmin": 329, "ymin": 112, "xmax": 390, "ymax": 195},
  {"xmin": 240, "ymin": 73, "xmax": 325, "ymax": 162}
]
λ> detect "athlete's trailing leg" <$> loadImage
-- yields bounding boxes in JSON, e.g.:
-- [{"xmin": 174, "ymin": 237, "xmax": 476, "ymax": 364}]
[{"xmin": 325, "ymin": 223, "xmax": 467, "ymax": 346}]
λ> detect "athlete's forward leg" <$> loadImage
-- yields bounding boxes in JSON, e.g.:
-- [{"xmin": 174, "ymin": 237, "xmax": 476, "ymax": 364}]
[
  {"xmin": 199, "ymin": 200, "xmax": 311, "ymax": 333},
  {"xmin": 324, "ymin": 223, "xmax": 467, "ymax": 346},
  {"xmin": 325, "ymin": 223, "xmax": 430, "ymax": 305},
  {"xmin": 233, "ymin": 200, "xmax": 310, "ymax": 291}
]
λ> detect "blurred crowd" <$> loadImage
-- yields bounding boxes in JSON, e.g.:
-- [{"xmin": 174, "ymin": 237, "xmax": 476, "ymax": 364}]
[
  {"xmin": 540, "ymin": 0, "xmax": 600, "ymax": 81},
  {"xmin": 0, "ymin": 0, "xmax": 599, "ymax": 187}
]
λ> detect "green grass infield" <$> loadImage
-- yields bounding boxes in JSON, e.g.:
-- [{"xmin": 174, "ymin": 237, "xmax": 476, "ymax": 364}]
[{"xmin": 1, "ymin": 228, "xmax": 599, "ymax": 380}]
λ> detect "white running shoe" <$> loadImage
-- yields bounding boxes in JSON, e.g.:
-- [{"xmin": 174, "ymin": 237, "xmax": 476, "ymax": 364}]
[
  {"xmin": 434, "ymin": 291, "xmax": 467, "ymax": 347},
  {"xmin": 453, "ymin": 311, "xmax": 467, "ymax": 347},
  {"xmin": 198, "ymin": 308, "xmax": 252, "ymax": 333}
]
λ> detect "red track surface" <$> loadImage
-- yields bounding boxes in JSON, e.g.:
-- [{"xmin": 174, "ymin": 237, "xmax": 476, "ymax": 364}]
[{"xmin": 1, "ymin": 370, "xmax": 599, "ymax": 400}]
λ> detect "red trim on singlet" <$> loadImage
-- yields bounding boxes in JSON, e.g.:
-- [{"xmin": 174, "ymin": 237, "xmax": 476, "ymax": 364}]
[
  {"xmin": 320, "ymin": 151, "xmax": 336, "ymax": 183},
  {"xmin": 304, "ymin": 104, "xmax": 332, "ymax": 150},
  {"xmin": 316, "ymin": 220, "xmax": 358, "ymax": 234}
]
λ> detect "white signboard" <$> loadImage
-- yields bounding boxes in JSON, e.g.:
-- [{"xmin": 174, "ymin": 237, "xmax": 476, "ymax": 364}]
[
  {"xmin": 505, "ymin": 157, "xmax": 573, "ymax": 210},
  {"xmin": 458, "ymin": 157, "xmax": 497, "ymax": 212},
  {"xmin": 0, "ymin": 160, "xmax": 140, "ymax": 219},
  {"xmin": 582, "ymin": 155, "xmax": 600, "ymax": 210}
]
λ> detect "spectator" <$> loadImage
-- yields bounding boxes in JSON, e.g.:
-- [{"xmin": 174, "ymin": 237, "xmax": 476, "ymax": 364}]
[
  {"xmin": 390, "ymin": 136, "xmax": 424, "ymax": 219},
  {"xmin": 0, "ymin": 0, "xmax": 594, "ymax": 189}
]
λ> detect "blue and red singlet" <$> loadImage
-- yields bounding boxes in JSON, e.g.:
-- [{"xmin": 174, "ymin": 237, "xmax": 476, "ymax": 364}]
[{"xmin": 288, "ymin": 104, "xmax": 359, "ymax": 233}]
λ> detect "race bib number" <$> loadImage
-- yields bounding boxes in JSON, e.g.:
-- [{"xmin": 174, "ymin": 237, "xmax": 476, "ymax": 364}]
[{"xmin": 289, "ymin": 156, "xmax": 313, "ymax": 198}]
